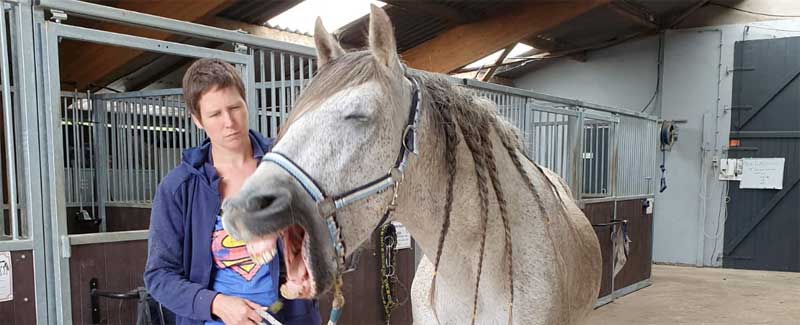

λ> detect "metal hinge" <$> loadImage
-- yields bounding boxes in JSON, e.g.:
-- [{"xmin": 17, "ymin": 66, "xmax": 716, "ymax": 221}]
[
  {"xmin": 234, "ymin": 42, "xmax": 249, "ymax": 54},
  {"xmin": 723, "ymin": 105, "xmax": 753, "ymax": 113},
  {"xmin": 61, "ymin": 235, "xmax": 71, "ymax": 258},
  {"xmin": 50, "ymin": 9, "xmax": 68, "ymax": 23},
  {"xmin": 726, "ymin": 66, "xmax": 755, "ymax": 74}
]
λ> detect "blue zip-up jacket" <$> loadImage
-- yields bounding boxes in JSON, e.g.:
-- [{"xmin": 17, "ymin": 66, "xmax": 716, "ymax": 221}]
[{"xmin": 144, "ymin": 130, "xmax": 320, "ymax": 325}]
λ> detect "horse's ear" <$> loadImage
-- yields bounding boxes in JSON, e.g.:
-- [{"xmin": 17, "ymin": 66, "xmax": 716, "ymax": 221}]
[
  {"xmin": 368, "ymin": 5, "xmax": 400, "ymax": 71},
  {"xmin": 314, "ymin": 17, "xmax": 344, "ymax": 68}
]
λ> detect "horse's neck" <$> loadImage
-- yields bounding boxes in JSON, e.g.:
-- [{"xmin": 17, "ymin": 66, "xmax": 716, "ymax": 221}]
[{"xmin": 392, "ymin": 106, "xmax": 474, "ymax": 259}]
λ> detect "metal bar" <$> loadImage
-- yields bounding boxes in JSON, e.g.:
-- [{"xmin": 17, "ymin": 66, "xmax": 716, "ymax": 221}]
[
  {"xmin": 156, "ymin": 98, "xmax": 163, "ymax": 183},
  {"xmin": 0, "ymin": 3, "xmax": 18, "ymax": 239},
  {"xmin": 146, "ymin": 97, "xmax": 153, "ymax": 199},
  {"xmin": 77, "ymin": 95, "xmax": 86, "ymax": 208},
  {"xmin": 171, "ymin": 98, "xmax": 178, "ymax": 177},
  {"xmin": 730, "ymin": 131, "xmax": 800, "ymax": 138},
  {"xmin": 245, "ymin": 52, "xmax": 257, "ymax": 132},
  {"xmin": 290, "ymin": 55, "xmax": 296, "ymax": 112},
  {"xmin": 0, "ymin": 239, "xmax": 33, "ymax": 251},
  {"xmin": 44, "ymin": 20, "xmax": 75, "ymax": 323},
  {"xmin": 126, "ymin": 101, "xmax": 133, "ymax": 202},
  {"xmin": 308, "ymin": 58, "xmax": 314, "ymax": 84},
  {"xmin": 39, "ymin": 0, "xmax": 316, "ymax": 56},
  {"xmin": 16, "ymin": 4, "xmax": 54, "ymax": 322},
  {"xmin": 93, "ymin": 97, "xmax": 108, "ymax": 231},
  {"xmin": 133, "ymin": 98, "xmax": 141, "ymax": 201},
  {"xmin": 280, "ymin": 53, "xmax": 286, "ymax": 124},
  {"xmin": 87, "ymin": 93, "xmax": 97, "ymax": 221},
  {"xmin": 68, "ymin": 230, "xmax": 148, "ymax": 246},
  {"xmin": 71, "ymin": 95, "xmax": 81, "ymax": 205},
  {"xmin": 455, "ymin": 76, "xmax": 657, "ymax": 121},
  {"xmin": 114, "ymin": 101, "xmax": 122, "ymax": 202},
  {"xmin": 259, "ymin": 50, "xmax": 267, "ymax": 135},
  {"xmin": 269, "ymin": 51, "xmax": 277, "ymax": 138},
  {"xmin": 299, "ymin": 56, "xmax": 306, "ymax": 92},
  {"xmin": 93, "ymin": 88, "xmax": 182, "ymax": 100},
  {"xmin": 47, "ymin": 22, "xmax": 252, "ymax": 65}
]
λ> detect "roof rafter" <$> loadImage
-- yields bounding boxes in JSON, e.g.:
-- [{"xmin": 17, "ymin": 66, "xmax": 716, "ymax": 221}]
[{"xmin": 401, "ymin": 0, "xmax": 611, "ymax": 73}]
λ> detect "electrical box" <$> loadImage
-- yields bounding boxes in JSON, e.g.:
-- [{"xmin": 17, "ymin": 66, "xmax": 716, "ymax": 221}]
[{"xmin": 719, "ymin": 158, "xmax": 743, "ymax": 181}]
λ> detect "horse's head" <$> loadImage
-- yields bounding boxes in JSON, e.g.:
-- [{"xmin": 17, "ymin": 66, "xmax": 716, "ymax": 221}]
[{"xmin": 222, "ymin": 5, "xmax": 416, "ymax": 299}]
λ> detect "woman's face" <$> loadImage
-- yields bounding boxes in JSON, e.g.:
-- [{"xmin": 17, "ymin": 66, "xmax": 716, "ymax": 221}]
[{"xmin": 193, "ymin": 86, "xmax": 250, "ymax": 150}]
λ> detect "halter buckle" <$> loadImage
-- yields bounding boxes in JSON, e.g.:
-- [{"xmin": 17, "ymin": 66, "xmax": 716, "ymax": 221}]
[
  {"xmin": 402, "ymin": 124, "xmax": 418, "ymax": 155},
  {"xmin": 317, "ymin": 198, "xmax": 336, "ymax": 218}
]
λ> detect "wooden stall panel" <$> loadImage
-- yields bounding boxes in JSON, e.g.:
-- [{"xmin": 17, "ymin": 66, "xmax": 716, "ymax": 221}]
[
  {"xmin": 70, "ymin": 240, "xmax": 148, "ymax": 324},
  {"xmin": 613, "ymin": 198, "xmax": 652, "ymax": 290},
  {"xmin": 581, "ymin": 201, "xmax": 614, "ymax": 299},
  {"xmin": 0, "ymin": 250, "xmax": 36, "ymax": 324},
  {"xmin": 318, "ymin": 233, "xmax": 416, "ymax": 324}
]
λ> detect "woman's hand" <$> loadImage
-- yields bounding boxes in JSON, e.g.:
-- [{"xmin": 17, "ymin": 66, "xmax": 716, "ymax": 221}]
[{"xmin": 210, "ymin": 294, "xmax": 263, "ymax": 325}]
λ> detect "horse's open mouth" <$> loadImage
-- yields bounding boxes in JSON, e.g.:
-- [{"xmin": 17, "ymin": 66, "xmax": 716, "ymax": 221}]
[{"xmin": 246, "ymin": 224, "xmax": 316, "ymax": 299}]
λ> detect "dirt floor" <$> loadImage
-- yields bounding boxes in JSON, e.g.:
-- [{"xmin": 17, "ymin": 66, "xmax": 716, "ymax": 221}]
[{"xmin": 585, "ymin": 264, "xmax": 800, "ymax": 325}]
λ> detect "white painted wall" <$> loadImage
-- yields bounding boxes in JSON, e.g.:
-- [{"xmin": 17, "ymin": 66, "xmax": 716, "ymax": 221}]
[
  {"xmin": 513, "ymin": 18, "xmax": 800, "ymax": 267},
  {"xmin": 514, "ymin": 36, "xmax": 659, "ymax": 113}
]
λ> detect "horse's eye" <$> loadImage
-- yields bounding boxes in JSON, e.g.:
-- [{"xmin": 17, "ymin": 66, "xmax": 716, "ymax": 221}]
[{"xmin": 344, "ymin": 113, "xmax": 370, "ymax": 122}]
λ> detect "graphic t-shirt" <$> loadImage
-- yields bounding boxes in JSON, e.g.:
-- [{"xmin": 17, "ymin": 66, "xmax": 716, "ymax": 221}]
[{"xmin": 205, "ymin": 215, "xmax": 277, "ymax": 325}]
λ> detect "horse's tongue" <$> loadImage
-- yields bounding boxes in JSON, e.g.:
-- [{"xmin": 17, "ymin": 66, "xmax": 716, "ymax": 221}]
[{"xmin": 281, "ymin": 231, "xmax": 312, "ymax": 299}]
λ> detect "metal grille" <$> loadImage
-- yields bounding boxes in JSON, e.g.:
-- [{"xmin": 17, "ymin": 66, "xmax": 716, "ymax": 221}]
[
  {"xmin": 616, "ymin": 115, "xmax": 658, "ymax": 197},
  {"xmin": 60, "ymin": 90, "xmax": 204, "ymax": 207},
  {"xmin": 473, "ymin": 89, "xmax": 574, "ymax": 180},
  {"xmin": 0, "ymin": 4, "xmax": 24, "ymax": 241},
  {"xmin": 252, "ymin": 48, "xmax": 316, "ymax": 138},
  {"xmin": 582, "ymin": 118, "xmax": 613, "ymax": 197},
  {"xmin": 465, "ymin": 81, "xmax": 656, "ymax": 199}
]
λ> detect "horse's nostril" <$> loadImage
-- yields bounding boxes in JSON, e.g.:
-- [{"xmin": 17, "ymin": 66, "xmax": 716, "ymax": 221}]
[{"xmin": 247, "ymin": 194, "xmax": 276, "ymax": 211}]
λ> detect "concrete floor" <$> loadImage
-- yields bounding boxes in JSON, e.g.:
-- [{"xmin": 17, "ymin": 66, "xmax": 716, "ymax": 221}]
[{"xmin": 586, "ymin": 264, "xmax": 800, "ymax": 325}]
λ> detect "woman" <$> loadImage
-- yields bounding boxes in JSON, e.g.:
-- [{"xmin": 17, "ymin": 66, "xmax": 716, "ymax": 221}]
[{"xmin": 144, "ymin": 58, "xmax": 320, "ymax": 325}]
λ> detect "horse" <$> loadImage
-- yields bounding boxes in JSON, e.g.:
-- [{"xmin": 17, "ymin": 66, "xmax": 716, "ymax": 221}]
[{"xmin": 221, "ymin": 5, "xmax": 601, "ymax": 324}]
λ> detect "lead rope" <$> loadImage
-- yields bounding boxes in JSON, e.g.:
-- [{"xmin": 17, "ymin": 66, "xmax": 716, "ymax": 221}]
[
  {"xmin": 327, "ymin": 173, "xmax": 405, "ymax": 325},
  {"xmin": 379, "ymin": 223, "xmax": 399, "ymax": 324}
]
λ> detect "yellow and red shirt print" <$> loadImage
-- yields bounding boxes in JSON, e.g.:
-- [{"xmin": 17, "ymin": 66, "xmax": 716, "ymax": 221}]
[{"xmin": 211, "ymin": 227, "xmax": 261, "ymax": 281}]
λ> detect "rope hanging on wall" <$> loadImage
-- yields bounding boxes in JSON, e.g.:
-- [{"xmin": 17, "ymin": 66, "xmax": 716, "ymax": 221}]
[{"xmin": 659, "ymin": 121, "xmax": 679, "ymax": 193}]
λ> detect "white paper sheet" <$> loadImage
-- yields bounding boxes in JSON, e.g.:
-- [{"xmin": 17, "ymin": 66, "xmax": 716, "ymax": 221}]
[
  {"xmin": 391, "ymin": 221, "xmax": 412, "ymax": 250},
  {"xmin": 740, "ymin": 158, "xmax": 785, "ymax": 190},
  {"xmin": 0, "ymin": 251, "xmax": 12, "ymax": 302}
]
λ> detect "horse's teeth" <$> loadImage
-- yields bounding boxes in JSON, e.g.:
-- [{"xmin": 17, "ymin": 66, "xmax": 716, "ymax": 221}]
[{"xmin": 280, "ymin": 284, "xmax": 299, "ymax": 299}]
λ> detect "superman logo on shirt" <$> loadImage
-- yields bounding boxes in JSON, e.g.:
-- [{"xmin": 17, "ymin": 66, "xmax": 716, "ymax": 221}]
[{"xmin": 211, "ymin": 228, "xmax": 261, "ymax": 281}]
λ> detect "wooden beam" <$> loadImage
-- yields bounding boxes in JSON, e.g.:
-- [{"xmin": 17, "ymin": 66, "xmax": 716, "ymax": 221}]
[
  {"xmin": 200, "ymin": 16, "xmax": 314, "ymax": 47},
  {"xmin": 481, "ymin": 45, "xmax": 514, "ymax": 82},
  {"xmin": 59, "ymin": 0, "xmax": 234, "ymax": 90},
  {"xmin": 609, "ymin": 1, "xmax": 659, "ymax": 29},
  {"xmin": 401, "ymin": 0, "xmax": 610, "ymax": 73},
  {"xmin": 667, "ymin": 0, "xmax": 710, "ymax": 28}
]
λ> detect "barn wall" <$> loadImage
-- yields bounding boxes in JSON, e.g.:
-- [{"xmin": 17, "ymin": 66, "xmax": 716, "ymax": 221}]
[{"xmin": 513, "ymin": 19, "xmax": 800, "ymax": 267}]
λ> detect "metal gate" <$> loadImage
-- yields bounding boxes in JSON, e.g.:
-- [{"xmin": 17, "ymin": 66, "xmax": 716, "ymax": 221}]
[{"xmin": 725, "ymin": 36, "xmax": 800, "ymax": 271}]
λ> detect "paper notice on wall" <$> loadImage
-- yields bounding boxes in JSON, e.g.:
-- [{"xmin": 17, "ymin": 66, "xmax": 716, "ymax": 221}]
[
  {"xmin": 0, "ymin": 251, "xmax": 12, "ymax": 302},
  {"xmin": 740, "ymin": 158, "xmax": 785, "ymax": 190},
  {"xmin": 391, "ymin": 221, "xmax": 412, "ymax": 250}
]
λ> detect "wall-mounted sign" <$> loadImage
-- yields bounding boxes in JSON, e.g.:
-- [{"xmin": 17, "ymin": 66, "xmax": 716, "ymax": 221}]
[
  {"xmin": 740, "ymin": 158, "xmax": 785, "ymax": 190},
  {"xmin": 391, "ymin": 221, "xmax": 412, "ymax": 250},
  {"xmin": 0, "ymin": 252, "xmax": 12, "ymax": 302}
]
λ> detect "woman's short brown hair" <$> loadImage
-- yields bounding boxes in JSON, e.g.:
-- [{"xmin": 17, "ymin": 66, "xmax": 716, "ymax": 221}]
[{"xmin": 182, "ymin": 58, "xmax": 246, "ymax": 117}]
